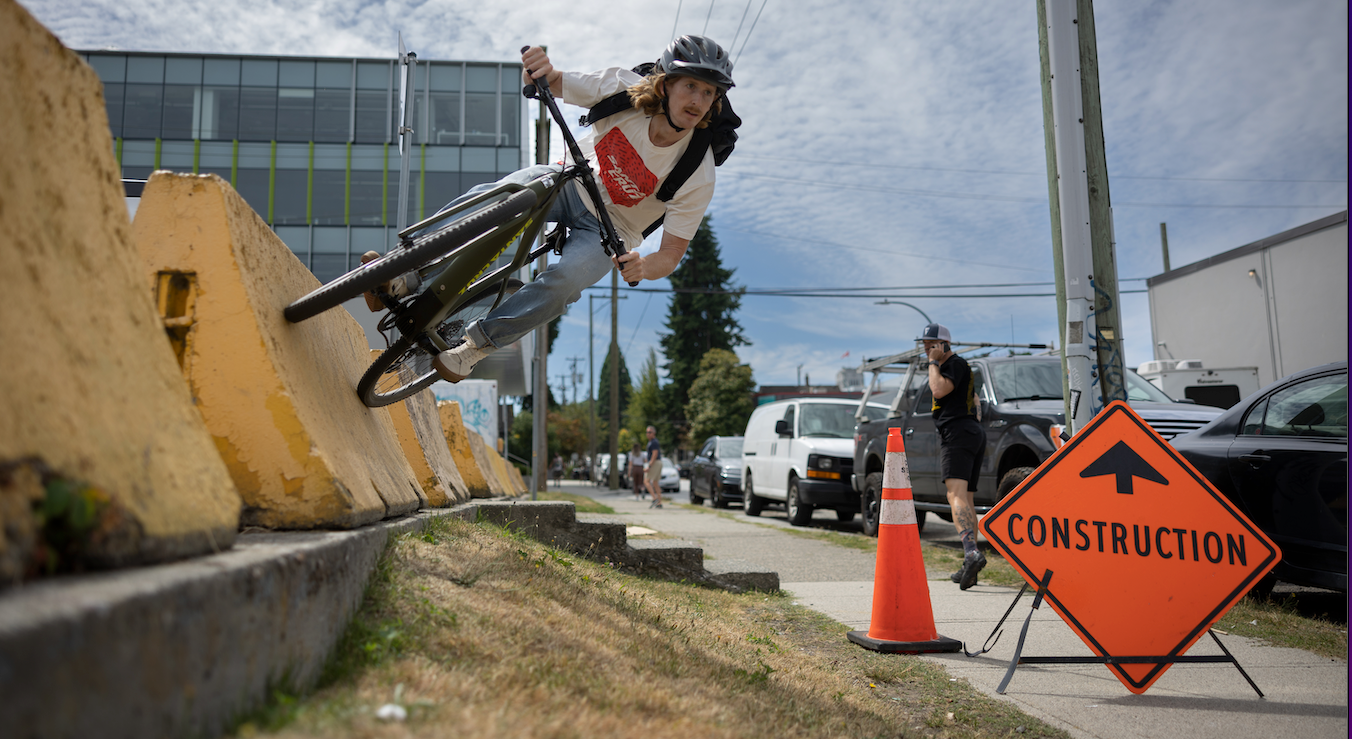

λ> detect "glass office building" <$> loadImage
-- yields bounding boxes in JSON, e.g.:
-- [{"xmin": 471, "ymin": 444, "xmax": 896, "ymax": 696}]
[{"xmin": 81, "ymin": 51, "xmax": 528, "ymax": 283}]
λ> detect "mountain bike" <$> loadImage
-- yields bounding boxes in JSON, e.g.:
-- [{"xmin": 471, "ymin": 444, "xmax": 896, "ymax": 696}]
[{"xmin": 284, "ymin": 55, "xmax": 631, "ymax": 407}]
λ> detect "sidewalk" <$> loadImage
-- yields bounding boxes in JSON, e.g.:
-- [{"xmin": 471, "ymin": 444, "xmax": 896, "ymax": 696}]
[{"xmin": 578, "ymin": 482, "xmax": 1349, "ymax": 739}]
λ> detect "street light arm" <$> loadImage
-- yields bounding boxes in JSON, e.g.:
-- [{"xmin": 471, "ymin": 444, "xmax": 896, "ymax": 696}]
[{"xmin": 874, "ymin": 300, "xmax": 932, "ymax": 325}]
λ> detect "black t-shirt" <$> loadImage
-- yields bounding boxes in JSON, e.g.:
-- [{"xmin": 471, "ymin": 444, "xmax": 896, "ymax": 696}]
[
  {"xmin": 931, "ymin": 354, "xmax": 978, "ymax": 428},
  {"xmin": 646, "ymin": 437, "xmax": 661, "ymax": 463}
]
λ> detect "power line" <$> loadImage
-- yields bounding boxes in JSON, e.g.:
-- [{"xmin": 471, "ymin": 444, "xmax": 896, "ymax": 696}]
[
  {"xmin": 722, "ymin": 170, "xmax": 1346, "ymax": 210},
  {"xmin": 734, "ymin": 0, "xmax": 770, "ymax": 64},
  {"xmin": 737, "ymin": 153, "xmax": 1349, "ymax": 184},
  {"xmin": 625, "ymin": 290, "xmax": 654, "ymax": 356},
  {"xmin": 703, "ymin": 0, "xmax": 717, "ymax": 35},
  {"xmin": 582, "ymin": 286, "xmax": 1149, "ymax": 299},
  {"xmin": 717, "ymin": 226, "xmax": 1050, "ymax": 273},
  {"xmin": 670, "ymin": 0, "xmax": 683, "ymax": 41},
  {"xmin": 729, "ymin": 0, "xmax": 754, "ymax": 52}
]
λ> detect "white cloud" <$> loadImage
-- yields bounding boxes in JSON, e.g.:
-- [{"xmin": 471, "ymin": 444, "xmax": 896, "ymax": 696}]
[{"xmin": 24, "ymin": 0, "xmax": 1347, "ymax": 393}]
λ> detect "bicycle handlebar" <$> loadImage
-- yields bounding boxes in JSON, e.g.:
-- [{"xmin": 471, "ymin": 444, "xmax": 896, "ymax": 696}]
[{"xmin": 522, "ymin": 48, "xmax": 640, "ymax": 288}]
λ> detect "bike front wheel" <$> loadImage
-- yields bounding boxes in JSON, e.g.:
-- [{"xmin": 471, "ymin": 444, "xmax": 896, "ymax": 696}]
[
  {"xmin": 283, "ymin": 189, "xmax": 538, "ymax": 323},
  {"xmin": 356, "ymin": 278, "xmax": 523, "ymax": 407}
]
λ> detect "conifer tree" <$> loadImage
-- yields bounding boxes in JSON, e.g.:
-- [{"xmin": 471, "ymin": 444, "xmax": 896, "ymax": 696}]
[{"xmin": 658, "ymin": 215, "xmax": 747, "ymax": 425}]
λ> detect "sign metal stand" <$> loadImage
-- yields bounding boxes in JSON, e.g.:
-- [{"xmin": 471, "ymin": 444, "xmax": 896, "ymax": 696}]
[{"xmin": 969, "ymin": 569, "xmax": 1265, "ymax": 698}]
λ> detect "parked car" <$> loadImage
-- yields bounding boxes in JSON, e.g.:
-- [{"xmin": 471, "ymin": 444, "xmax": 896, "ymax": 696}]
[
  {"xmin": 689, "ymin": 436, "xmax": 744, "ymax": 508},
  {"xmin": 658, "ymin": 456, "xmax": 681, "ymax": 493},
  {"xmin": 1170, "ymin": 361, "xmax": 1347, "ymax": 594},
  {"xmin": 593, "ymin": 452, "xmax": 630, "ymax": 488},
  {"xmin": 852, "ymin": 354, "xmax": 1225, "ymax": 536},
  {"xmin": 742, "ymin": 397, "xmax": 891, "ymax": 525}
]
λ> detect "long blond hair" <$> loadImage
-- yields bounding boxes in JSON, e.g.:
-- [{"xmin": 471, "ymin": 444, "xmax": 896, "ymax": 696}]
[{"xmin": 626, "ymin": 73, "xmax": 721, "ymax": 129}]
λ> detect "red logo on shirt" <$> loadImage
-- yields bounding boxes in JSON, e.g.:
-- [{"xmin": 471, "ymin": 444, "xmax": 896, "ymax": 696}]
[{"xmin": 595, "ymin": 127, "xmax": 657, "ymax": 207}]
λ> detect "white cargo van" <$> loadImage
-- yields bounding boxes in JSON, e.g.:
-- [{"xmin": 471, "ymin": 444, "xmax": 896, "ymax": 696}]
[{"xmin": 740, "ymin": 397, "xmax": 889, "ymax": 526}]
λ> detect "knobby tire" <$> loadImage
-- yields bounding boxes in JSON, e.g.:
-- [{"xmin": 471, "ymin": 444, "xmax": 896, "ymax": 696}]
[
  {"xmin": 356, "ymin": 278, "xmax": 523, "ymax": 407},
  {"xmin": 283, "ymin": 189, "xmax": 538, "ymax": 323}
]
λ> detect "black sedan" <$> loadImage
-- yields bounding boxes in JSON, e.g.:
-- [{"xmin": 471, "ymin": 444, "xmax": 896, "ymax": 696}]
[
  {"xmin": 1170, "ymin": 361, "xmax": 1347, "ymax": 594},
  {"xmin": 689, "ymin": 436, "xmax": 744, "ymax": 508}
]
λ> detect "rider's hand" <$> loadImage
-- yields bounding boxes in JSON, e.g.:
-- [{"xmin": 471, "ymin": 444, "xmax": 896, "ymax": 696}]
[
  {"xmin": 521, "ymin": 46, "xmax": 554, "ymax": 84},
  {"xmin": 615, "ymin": 251, "xmax": 644, "ymax": 283}
]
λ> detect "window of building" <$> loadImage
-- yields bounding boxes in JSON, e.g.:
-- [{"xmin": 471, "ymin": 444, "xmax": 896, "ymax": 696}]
[
  {"xmin": 159, "ymin": 141, "xmax": 195, "ymax": 173},
  {"xmin": 350, "ymin": 144, "xmax": 386, "ymax": 226},
  {"xmin": 385, "ymin": 146, "xmax": 421, "ymax": 226},
  {"xmin": 122, "ymin": 83, "xmax": 164, "ymax": 139},
  {"xmin": 275, "ymin": 226, "xmax": 310, "ymax": 265},
  {"xmin": 464, "ymin": 65, "xmax": 499, "ymax": 146},
  {"xmin": 198, "ymin": 141, "xmax": 234, "ymax": 182},
  {"xmin": 274, "ymin": 143, "xmax": 309, "ymax": 225},
  {"xmin": 120, "ymin": 140, "xmax": 156, "ymax": 179},
  {"xmin": 235, "ymin": 143, "xmax": 272, "ymax": 218},
  {"xmin": 313, "ymin": 144, "xmax": 347, "ymax": 225},
  {"xmin": 351, "ymin": 227, "xmax": 388, "ymax": 268},
  {"xmin": 423, "ymin": 145, "xmax": 460, "ymax": 219},
  {"xmin": 311, "ymin": 226, "xmax": 349, "ymax": 283}
]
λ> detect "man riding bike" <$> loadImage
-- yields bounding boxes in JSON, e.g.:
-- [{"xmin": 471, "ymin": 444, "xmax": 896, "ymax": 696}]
[{"xmin": 419, "ymin": 35, "xmax": 735, "ymax": 382}]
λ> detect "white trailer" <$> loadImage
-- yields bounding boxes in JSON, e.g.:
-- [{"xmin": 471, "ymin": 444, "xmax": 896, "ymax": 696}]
[{"xmin": 1136, "ymin": 360, "xmax": 1259, "ymax": 410}]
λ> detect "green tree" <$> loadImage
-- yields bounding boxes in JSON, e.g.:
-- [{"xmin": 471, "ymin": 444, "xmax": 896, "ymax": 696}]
[
  {"xmin": 626, "ymin": 348, "xmax": 674, "ymax": 451},
  {"xmin": 685, "ymin": 349, "xmax": 756, "ymax": 443},
  {"xmin": 595, "ymin": 344, "xmax": 632, "ymax": 442},
  {"xmin": 659, "ymin": 215, "xmax": 747, "ymax": 426}
]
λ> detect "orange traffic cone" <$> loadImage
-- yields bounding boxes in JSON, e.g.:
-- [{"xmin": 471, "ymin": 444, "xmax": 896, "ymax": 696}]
[{"xmin": 848, "ymin": 428, "xmax": 961, "ymax": 653}]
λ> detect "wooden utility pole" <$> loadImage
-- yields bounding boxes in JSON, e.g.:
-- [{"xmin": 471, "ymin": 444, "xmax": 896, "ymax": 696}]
[
  {"xmin": 1077, "ymin": 0, "xmax": 1127, "ymax": 406},
  {"xmin": 531, "ymin": 87, "xmax": 550, "ymax": 497},
  {"xmin": 1037, "ymin": 0, "xmax": 1072, "ymax": 425},
  {"xmin": 1159, "ymin": 222, "xmax": 1171, "ymax": 272},
  {"xmin": 608, "ymin": 269, "xmax": 620, "ymax": 489},
  {"xmin": 1039, "ymin": 0, "xmax": 1126, "ymax": 433}
]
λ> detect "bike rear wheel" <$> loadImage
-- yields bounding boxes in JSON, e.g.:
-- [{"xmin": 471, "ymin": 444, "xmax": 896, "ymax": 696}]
[
  {"xmin": 283, "ymin": 189, "xmax": 538, "ymax": 323},
  {"xmin": 357, "ymin": 278, "xmax": 523, "ymax": 406}
]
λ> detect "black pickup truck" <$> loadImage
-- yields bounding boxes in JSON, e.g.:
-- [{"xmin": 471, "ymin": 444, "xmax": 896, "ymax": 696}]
[{"xmin": 851, "ymin": 353, "xmax": 1224, "ymax": 536}]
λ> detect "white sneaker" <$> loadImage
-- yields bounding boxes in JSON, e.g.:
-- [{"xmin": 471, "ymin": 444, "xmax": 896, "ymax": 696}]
[{"xmin": 433, "ymin": 337, "xmax": 495, "ymax": 382}]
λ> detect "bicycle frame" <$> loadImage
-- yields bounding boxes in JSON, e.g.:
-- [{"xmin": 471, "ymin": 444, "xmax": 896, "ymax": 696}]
[
  {"xmin": 375, "ymin": 72, "xmax": 631, "ymax": 355},
  {"xmin": 385, "ymin": 170, "xmax": 568, "ymax": 352}
]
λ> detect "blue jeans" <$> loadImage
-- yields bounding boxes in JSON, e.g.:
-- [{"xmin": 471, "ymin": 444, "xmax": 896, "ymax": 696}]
[{"xmin": 427, "ymin": 165, "xmax": 614, "ymax": 350}]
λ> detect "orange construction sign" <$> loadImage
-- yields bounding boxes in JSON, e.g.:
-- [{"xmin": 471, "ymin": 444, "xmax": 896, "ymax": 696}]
[{"xmin": 981, "ymin": 401, "xmax": 1280, "ymax": 694}]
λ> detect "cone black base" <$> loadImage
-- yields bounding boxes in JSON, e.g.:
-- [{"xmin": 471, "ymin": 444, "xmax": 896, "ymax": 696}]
[{"xmin": 847, "ymin": 630, "xmax": 963, "ymax": 654}]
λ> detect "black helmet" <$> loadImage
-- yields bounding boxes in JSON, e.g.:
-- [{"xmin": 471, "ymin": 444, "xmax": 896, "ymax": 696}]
[{"xmin": 658, "ymin": 35, "xmax": 735, "ymax": 92}]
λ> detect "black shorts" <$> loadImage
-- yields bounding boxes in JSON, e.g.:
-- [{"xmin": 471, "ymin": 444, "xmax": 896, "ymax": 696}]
[{"xmin": 938, "ymin": 419, "xmax": 986, "ymax": 491}]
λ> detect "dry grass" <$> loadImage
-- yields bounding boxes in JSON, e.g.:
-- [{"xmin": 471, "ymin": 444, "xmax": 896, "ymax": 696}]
[{"xmin": 235, "ymin": 517, "xmax": 1066, "ymax": 739}]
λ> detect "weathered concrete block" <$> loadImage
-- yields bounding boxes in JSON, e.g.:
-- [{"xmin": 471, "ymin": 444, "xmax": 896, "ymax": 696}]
[
  {"xmin": 0, "ymin": 1, "xmax": 240, "ymax": 574},
  {"xmin": 466, "ymin": 428, "xmax": 508, "ymax": 496},
  {"xmin": 471, "ymin": 500, "xmax": 577, "ymax": 536},
  {"xmin": 379, "ymin": 367, "xmax": 468, "ymax": 506},
  {"xmin": 437, "ymin": 401, "xmax": 492, "ymax": 497},
  {"xmin": 134, "ymin": 172, "xmax": 422, "ymax": 528}
]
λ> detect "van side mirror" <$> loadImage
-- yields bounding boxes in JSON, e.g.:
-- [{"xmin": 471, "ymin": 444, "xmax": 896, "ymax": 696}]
[{"xmin": 775, "ymin": 419, "xmax": 792, "ymax": 437}]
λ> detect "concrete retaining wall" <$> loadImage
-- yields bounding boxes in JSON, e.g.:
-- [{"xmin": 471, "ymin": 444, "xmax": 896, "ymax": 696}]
[
  {"xmin": 0, "ymin": 0, "xmax": 240, "ymax": 576},
  {"xmin": 134, "ymin": 173, "xmax": 423, "ymax": 529}
]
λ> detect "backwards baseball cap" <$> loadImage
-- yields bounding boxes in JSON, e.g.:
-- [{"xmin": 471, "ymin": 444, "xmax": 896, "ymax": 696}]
[{"xmin": 919, "ymin": 323, "xmax": 952, "ymax": 342}]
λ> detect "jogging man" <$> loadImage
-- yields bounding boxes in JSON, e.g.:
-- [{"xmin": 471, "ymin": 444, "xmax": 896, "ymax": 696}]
[
  {"xmin": 423, "ymin": 36, "xmax": 734, "ymax": 383},
  {"xmin": 922, "ymin": 323, "xmax": 988, "ymax": 590}
]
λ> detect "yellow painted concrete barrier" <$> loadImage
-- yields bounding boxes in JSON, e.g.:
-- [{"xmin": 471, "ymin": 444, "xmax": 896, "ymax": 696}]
[
  {"xmin": 134, "ymin": 172, "xmax": 422, "ymax": 528},
  {"xmin": 486, "ymin": 448, "xmax": 521, "ymax": 496},
  {"xmin": 466, "ymin": 431, "xmax": 508, "ymax": 497},
  {"xmin": 381, "ymin": 375, "xmax": 469, "ymax": 506},
  {"xmin": 508, "ymin": 464, "xmax": 528, "ymax": 495},
  {"xmin": 0, "ymin": 1, "xmax": 240, "ymax": 577},
  {"xmin": 437, "ymin": 401, "xmax": 492, "ymax": 498}
]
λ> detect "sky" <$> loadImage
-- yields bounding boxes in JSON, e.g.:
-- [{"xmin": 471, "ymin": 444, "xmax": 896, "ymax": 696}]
[{"xmin": 24, "ymin": 0, "xmax": 1348, "ymax": 402}]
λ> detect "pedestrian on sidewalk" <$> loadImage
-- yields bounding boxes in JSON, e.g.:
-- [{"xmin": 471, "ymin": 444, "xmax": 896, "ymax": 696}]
[
  {"xmin": 550, "ymin": 454, "xmax": 564, "ymax": 488},
  {"xmin": 644, "ymin": 425, "xmax": 664, "ymax": 508},
  {"xmin": 922, "ymin": 323, "xmax": 987, "ymax": 589},
  {"xmin": 629, "ymin": 442, "xmax": 646, "ymax": 500}
]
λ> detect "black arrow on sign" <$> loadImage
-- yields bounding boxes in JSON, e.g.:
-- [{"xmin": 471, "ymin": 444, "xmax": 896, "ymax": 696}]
[{"xmin": 1079, "ymin": 440, "xmax": 1168, "ymax": 494}]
